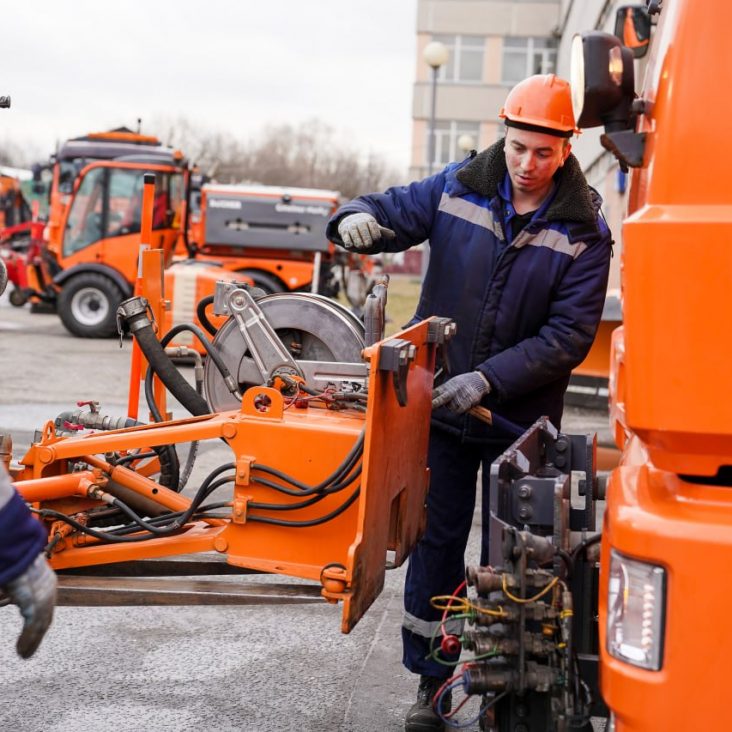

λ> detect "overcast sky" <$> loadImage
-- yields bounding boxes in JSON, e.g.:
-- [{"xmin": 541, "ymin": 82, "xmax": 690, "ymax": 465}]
[{"xmin": 2, "ymin": 1, "xmax": 418, "ymax": 172}]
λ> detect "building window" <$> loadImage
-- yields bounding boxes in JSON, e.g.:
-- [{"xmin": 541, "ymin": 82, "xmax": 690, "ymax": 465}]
[
  {"xmin": 501, "ymin": 37, "xmax": 557, "ymax": 85},
  {"xmin": 428, "ymin": 121, "xmax": 481, "ymax": 167},
  {"xmin": 433, "ymin": 35, "xmax": 484, "ymax": 83}
]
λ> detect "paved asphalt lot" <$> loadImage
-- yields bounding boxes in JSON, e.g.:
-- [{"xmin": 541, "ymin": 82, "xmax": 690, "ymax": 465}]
[{"xmin": 0, "ymin": 294, "xmax": 609, "ymax": 732}]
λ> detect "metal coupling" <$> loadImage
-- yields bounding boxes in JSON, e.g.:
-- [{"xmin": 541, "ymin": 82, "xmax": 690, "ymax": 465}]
[
  {"xmin": 116, "ymin": 296, "xmax": 154, "ymax": 345},
  {"xmin": 86, "ymin": 484, "xmax": 114, "ymax": 505}
]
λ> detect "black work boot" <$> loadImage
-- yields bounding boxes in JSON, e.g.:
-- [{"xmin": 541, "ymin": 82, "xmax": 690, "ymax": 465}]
[{"xmin": 404, "ymin": 675, "xmax": 452, "ymax": 732}]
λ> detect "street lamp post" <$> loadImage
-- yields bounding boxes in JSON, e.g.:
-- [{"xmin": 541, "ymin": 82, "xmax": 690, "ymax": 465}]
[
  {"xmin": 458, "ymin": 133, "xmax": 476, "ymax": 158},
  {"xmin": 421, "ymin": 41, "xmax": 449, "ymax": 280},
  {"xmin": 423, "ymin": 41, "xmax": 449, "ymax": 176}
]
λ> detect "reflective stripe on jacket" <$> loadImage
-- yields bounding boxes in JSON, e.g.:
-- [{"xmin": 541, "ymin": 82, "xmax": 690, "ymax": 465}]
[{"xmin": 327, "ymin": 140, "xmax": 612, "ymax": 442}]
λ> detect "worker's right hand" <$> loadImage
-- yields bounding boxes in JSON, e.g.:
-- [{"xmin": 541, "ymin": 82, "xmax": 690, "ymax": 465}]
[
  {"xmin": 1, "ymin": 554, "xmax": 57, "ymax": 659},
  {"xmin": 337, "ymin": 213, "xmax": 383, "ymax": 250}
]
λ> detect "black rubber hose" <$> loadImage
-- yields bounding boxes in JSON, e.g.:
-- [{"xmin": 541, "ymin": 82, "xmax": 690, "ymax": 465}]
[
  {"xmin": 247, "ymin": 486, "xmax": 361, "ymax": 527},
  {"xmin": 196, "ymin": 295, "xmax": 218, "ymax": 337},
  {"xmin": 161, "ymin": 322, "xmax": 235, "ymax": 390},
  {"xmin": 251, "ymin": 464, "xmax": 362, "ymax": 498},
  {"xmin": 119, "ymin": 297, "xmax": 210, "ymax": 417},
  {"xmin": 571, "ymin": 533, "xmax": 602, "ymax": 562},
  {"xmin": 251, "ymin": 429, "xmax": 364, "ymax": 493}
]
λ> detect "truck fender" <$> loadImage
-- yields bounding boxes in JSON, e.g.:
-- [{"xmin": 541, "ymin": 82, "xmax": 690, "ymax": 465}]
[{"xmin": 53, "ymin": 263, "xmax": 133, "ymax": 298}]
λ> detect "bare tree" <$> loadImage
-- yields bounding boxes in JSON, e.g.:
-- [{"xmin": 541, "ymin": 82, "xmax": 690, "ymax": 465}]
[
  {"xmin": 0, "ymin": 137, "xmax": 43, "ymax": 168},
  {"xmin": 150, "ymin": 116, "xmax": 401, "ymax": 199}
]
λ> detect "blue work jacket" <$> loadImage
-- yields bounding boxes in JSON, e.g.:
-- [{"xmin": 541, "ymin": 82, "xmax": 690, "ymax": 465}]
[{"xmin": 327, "ymin": 140, "xmax": 612, "ymax": 442}]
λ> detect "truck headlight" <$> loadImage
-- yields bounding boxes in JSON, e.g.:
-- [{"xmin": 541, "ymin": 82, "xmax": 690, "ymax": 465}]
[{"xmin": 607, "ymin": 550, "xmax": 666, "ymax": 670}]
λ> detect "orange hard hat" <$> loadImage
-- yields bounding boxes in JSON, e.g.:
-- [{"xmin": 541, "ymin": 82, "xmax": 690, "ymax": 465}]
[{"xmin": 499, "ymin": 74, "xmax": 580, "ymax": 137}]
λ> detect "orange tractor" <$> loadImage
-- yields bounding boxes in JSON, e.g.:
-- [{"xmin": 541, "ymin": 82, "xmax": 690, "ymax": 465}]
[{"xmin": 23, "ymin": 128, "xmax": 242, "ymax": 339}]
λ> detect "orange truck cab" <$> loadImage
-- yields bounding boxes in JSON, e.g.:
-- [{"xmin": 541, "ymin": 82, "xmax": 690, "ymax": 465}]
[
  {"xmin": 188, "ymin": 183, "xmax": 372, "ymax": 304},
  {"xmin": 27, "ymin": 129, "xmax": 239, "ymax": 339},
  {"xmin": 572, "ymin": 1, "xmax": 732, "ymax": 728}
]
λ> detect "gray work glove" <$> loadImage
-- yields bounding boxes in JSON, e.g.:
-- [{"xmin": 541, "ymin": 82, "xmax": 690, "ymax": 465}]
[
  {"xmin": 337, "ymin": 212, "xmax": 383, "ymax": 250},
  {"xmin": 432, "ymin": 371, "xmax": 491, "ymax": 413},
  {"xmin": 1, "ymin": 554, "xmax": 57, "ymax": 659}
]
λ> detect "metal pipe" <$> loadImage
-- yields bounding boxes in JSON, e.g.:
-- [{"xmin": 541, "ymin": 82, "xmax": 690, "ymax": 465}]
[{"xmin": 15, "ymin": 471, "xmax": 96, "ymax": 502}]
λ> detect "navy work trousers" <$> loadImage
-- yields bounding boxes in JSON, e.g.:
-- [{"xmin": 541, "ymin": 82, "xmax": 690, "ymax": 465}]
[{"xmin": 401, "ymin": 427, "xmax": 510, "ymax": 679}]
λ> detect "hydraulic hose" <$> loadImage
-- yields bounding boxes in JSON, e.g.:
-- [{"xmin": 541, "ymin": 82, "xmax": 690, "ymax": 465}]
[
  {"xmin": 117, "ymin": 297, "xmax": 211, "ymax": 417},
  {"xmin": 55, "ymin": 407, "xmax": 180, "ymax": 492},
  {"xmin": 196, "ymin": 295, "xmax": 218, "ymax": 337}
]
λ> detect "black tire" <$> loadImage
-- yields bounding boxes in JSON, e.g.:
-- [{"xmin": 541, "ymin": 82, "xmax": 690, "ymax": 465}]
[
  {"xmin": 237, "ymin": 268, "xmax": 285, "ymax": 294},
  {"xmin": 57, "ymin": 272, "xmax": 124, "ymax": 338},
  {"xmin": 9, "ymin": 287, "xmax": 29, "ymax": 307}
]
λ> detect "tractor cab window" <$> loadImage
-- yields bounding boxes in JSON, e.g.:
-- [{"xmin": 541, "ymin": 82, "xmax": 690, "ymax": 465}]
[
  {"xmin": 107, "ymin": 170, "xmax": 183, "ymax": 238},
  {"xmin": 64, "ymin": 167, "xmax": 105, "ymax": 255},
  {"xmin": 64, "ymin": 168, "xmax": 184, "ymax": 255}
]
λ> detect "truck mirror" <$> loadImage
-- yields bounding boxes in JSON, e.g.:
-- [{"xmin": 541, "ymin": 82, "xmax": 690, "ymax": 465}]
[
  {"xmin": 614, "ymin": 4, "xmax": 651, "ymax": 58},
  {"xmin": 571, "ymin": 32, "xmax": 644, "ymax": 170},
  {"xmin": 570, "ymin": 32, "xmax": 635, "ymax": 131}
]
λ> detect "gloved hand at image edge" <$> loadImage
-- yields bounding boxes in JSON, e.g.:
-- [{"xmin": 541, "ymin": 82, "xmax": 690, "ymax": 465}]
[
  {"xmin": 1, "ymin": 553, "xmax": 57, "ymax": 659},
  {"xmin": 431, "ymin": 371, "xmax": 492, "ymax": 413},
  {"xmin": 337, "ymin": 212, "xmax": 383, "ymax": 250},
  {"xmin": 0, "ymin": 467, "xmax": 57, "ymax": 659}
]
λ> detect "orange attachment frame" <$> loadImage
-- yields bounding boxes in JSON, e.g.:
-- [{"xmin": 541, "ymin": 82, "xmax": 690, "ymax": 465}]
[{"xmin": 13, "ymin": 319, "xmax": 438, "ymax": 633}]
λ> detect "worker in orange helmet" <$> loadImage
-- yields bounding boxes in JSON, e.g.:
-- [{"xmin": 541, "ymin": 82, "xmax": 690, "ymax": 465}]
[{"xmin": 327, "ymin": 74, "xmax": 612, "ymax": 731}]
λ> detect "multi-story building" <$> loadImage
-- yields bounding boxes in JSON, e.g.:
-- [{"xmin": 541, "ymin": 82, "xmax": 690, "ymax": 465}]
[
  {"xmin": 410, "ymin": 0, "xmax": 641, "ymax": 356},
  {"xmin": 410, "ymin": 0, "xmax": 561, "ymax": 181}
]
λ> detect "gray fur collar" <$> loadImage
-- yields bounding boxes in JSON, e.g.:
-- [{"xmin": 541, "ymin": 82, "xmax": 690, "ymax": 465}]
[{"xmin": 455, "ymin": 139, "xmax": 600, "ymax": 226}]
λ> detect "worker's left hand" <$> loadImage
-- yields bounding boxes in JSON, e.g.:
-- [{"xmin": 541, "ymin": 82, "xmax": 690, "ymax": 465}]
[
  {"xmin": 1, "ymin": 554, "xmax": 57, "ymax": 659},
  {"xmin": 432, "ymin": 371, "xmax": 491, "ymax": 413},
  {"xmin": 337, "ymin": 212, "xmax": 383, "ymax": 250}
]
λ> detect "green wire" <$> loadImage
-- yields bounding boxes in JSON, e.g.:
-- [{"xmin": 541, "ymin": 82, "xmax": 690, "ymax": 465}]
[{"xmin": 426, "ymin": 612, "xmax": 475, "ymax": 667}]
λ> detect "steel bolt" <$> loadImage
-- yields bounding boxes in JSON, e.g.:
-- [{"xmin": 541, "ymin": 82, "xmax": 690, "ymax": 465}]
[
  {"xmin": 518, "ymin": 505, "xmax": 533, "ymax": 521},
  {"xmin": 517, "ymin": 484, "xmax": 532, "ymax": 499}
]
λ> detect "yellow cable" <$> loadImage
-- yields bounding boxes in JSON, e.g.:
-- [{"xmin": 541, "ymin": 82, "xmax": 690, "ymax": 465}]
[
  {"xmin": 502, "ymin": 574, "xmax": 559, "ymax": 604},
  {"xmin": 430, "ymin": 595, "xmax": 507, "ymax": 618},
  {"xmin": 430, "ymin": 596, "xmax": 471, "ymax": 613},
  {"xmin": 469, "ymin": 602, "xmax": 507, "ymax": 618}
]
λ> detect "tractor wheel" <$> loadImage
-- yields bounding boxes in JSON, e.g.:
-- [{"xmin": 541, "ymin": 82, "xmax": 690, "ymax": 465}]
[
  {"xmin": 237, "ymin": 269, "xmax": 285, "ymax": 294},
  {"xmin": 57, "ymin": 273, "xmax": 124, "ymax": 338},
  {"xmin": 9, "ymin": 287, "xmax": 29, "ymax": 307}
]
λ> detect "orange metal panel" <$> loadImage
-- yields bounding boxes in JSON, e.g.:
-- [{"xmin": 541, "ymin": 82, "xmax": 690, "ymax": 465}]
[
  {"xmin": 600, "ymin": 438, "xmax": 732, "ymax": 730},
  {"xmin": 573, "ymin": 319, "xmax": 618, "ymax": 379},
  {"xmin": 193, "ymin": 253, "xmax": 316, "ymax": 291},
  {"xmin": 343, "ymin": 321, "xmax": 434, "ymax": 631},
  {"xmin": 622, "ymin": 212, "xmax": 732, "ymax": 475}
]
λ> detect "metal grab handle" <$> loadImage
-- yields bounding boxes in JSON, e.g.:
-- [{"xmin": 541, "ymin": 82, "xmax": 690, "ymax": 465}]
[
  {"xmin": 468, "ymin": 406, "xmax": 525, "ymax": 438},
  {"xmin": 227, "ymin": 287, "xmax": 304, "ymax": 385}
]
